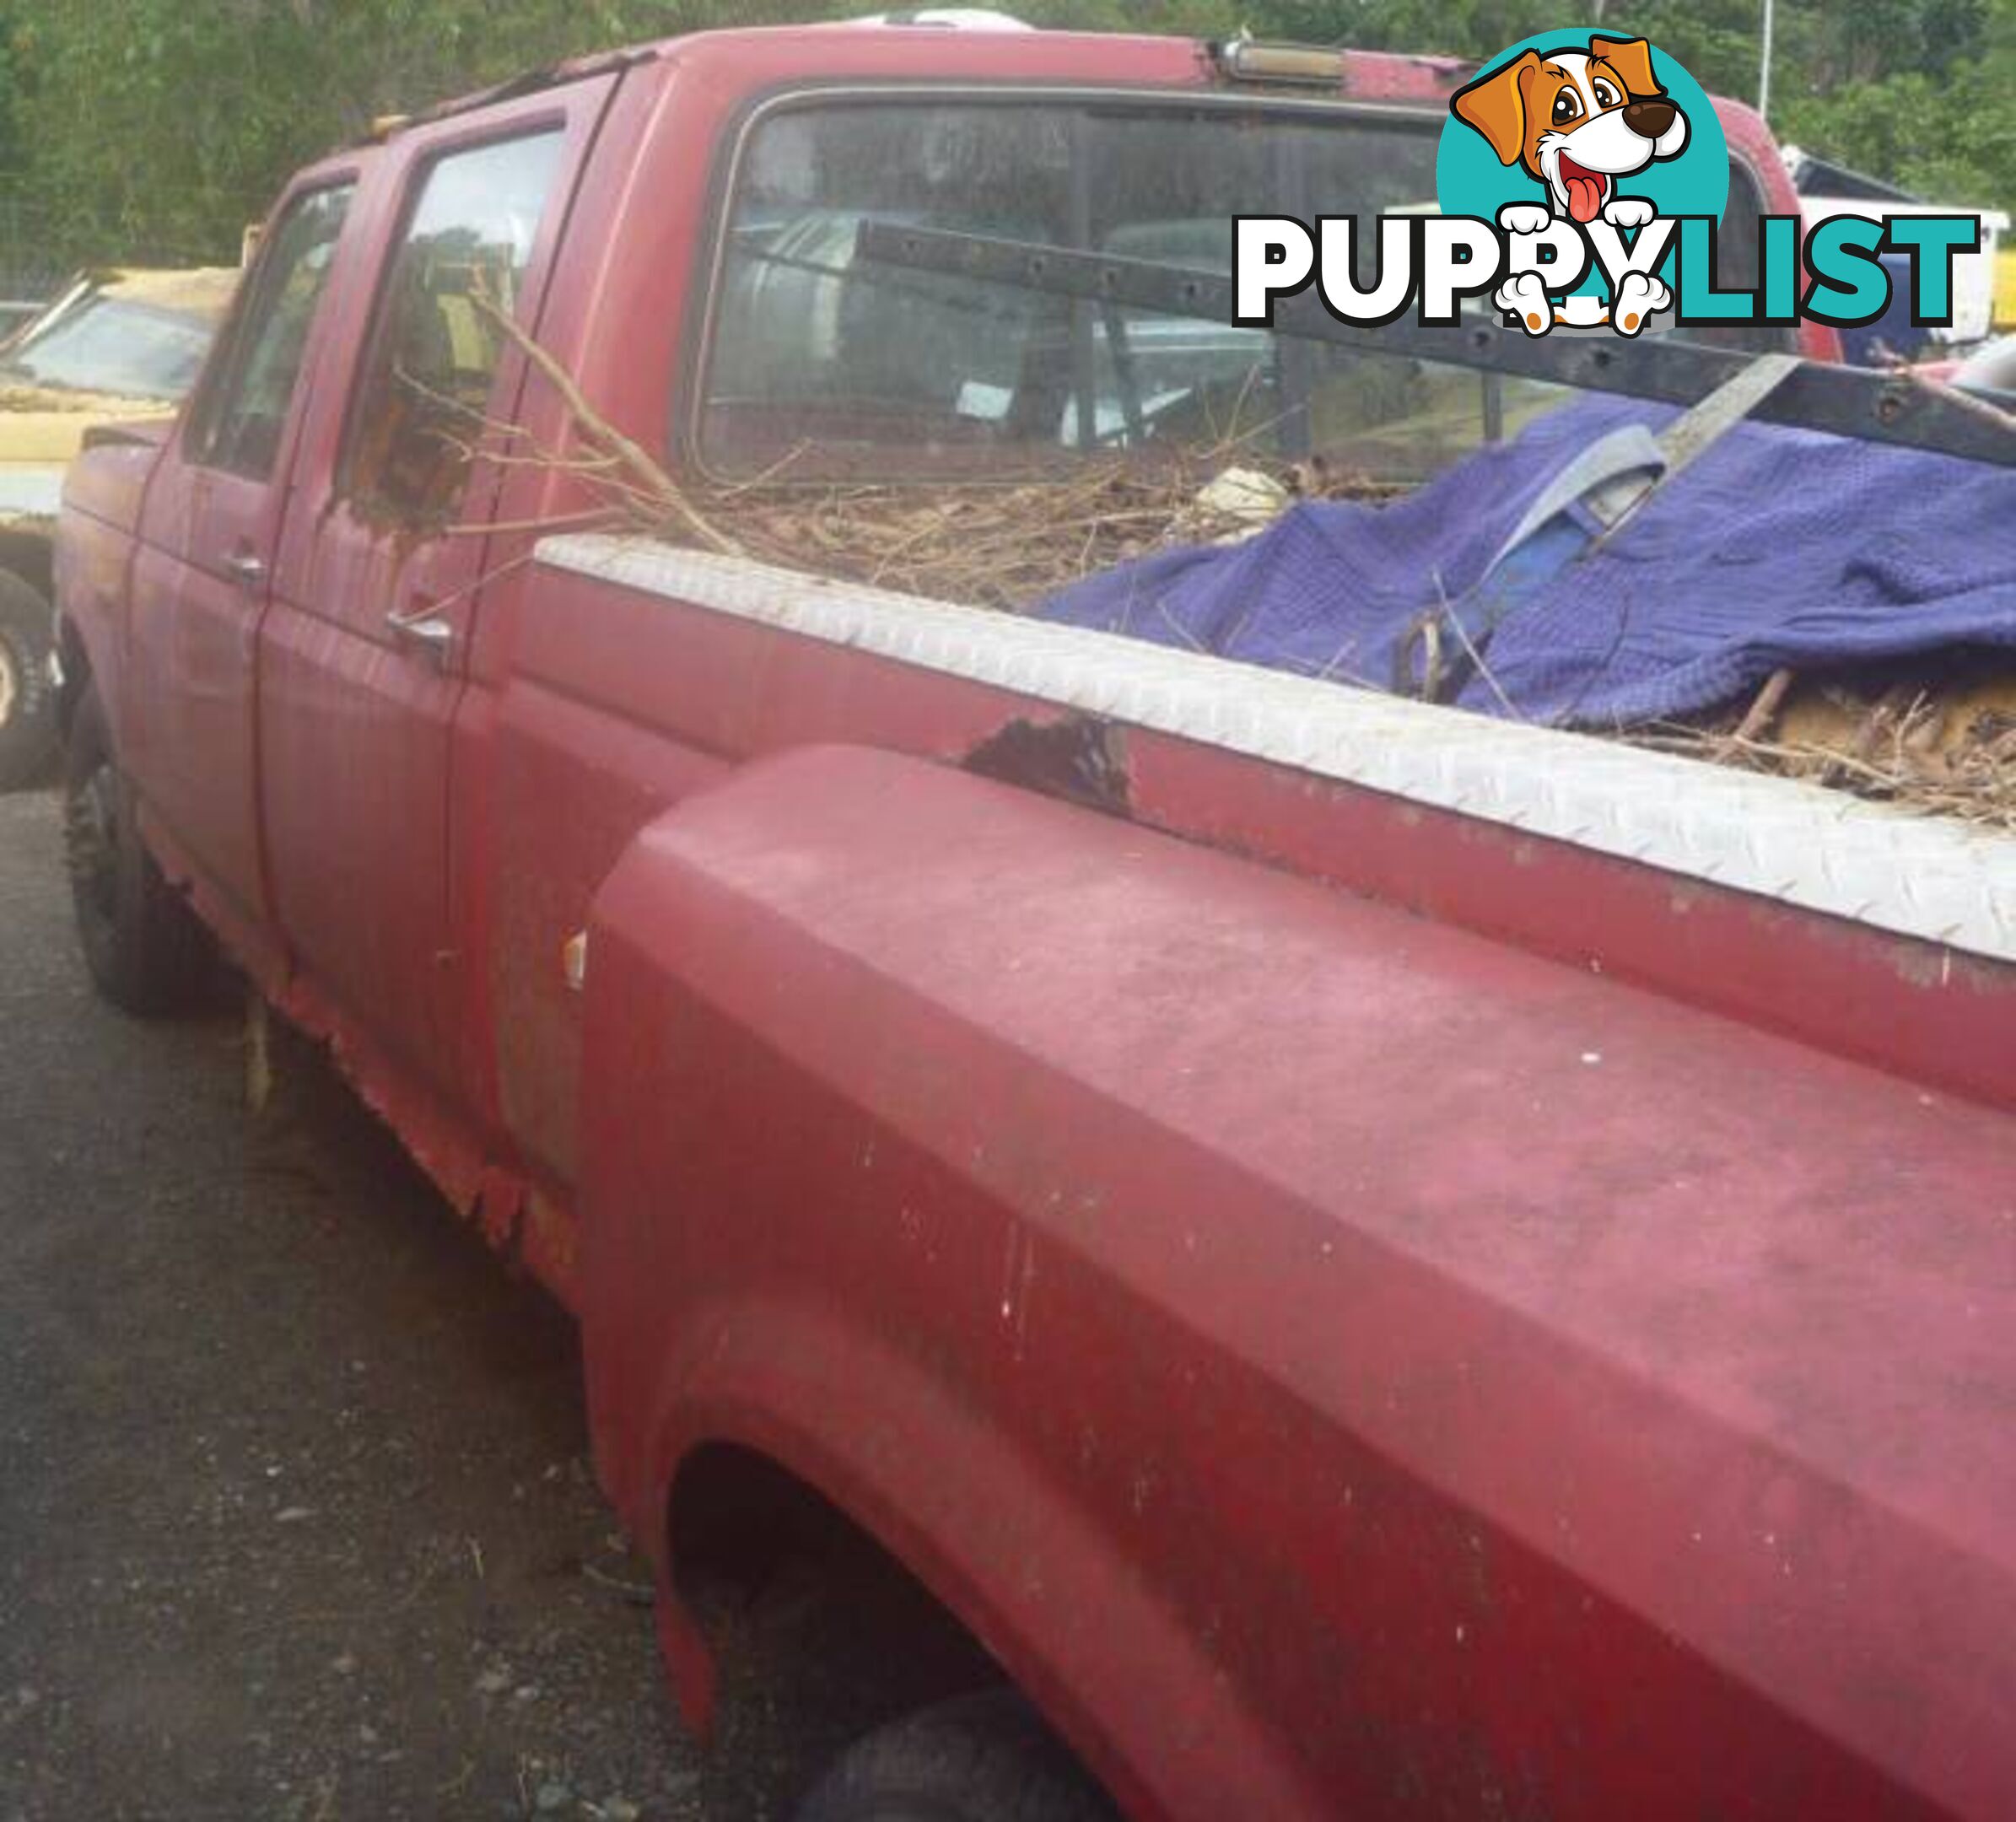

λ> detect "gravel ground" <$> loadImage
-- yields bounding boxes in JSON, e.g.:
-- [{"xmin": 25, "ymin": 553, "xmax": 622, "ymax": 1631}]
[{"xmin": 0, "ymin": 789, "xmax": 737, "ymax": 1820}]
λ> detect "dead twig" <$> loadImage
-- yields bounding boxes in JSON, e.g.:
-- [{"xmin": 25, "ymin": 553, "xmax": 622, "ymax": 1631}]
[
  {"xmin": 1732, "ymin": 666, "xmax": 1795, "ymax": 744},
  {"xmin": 1903, "ymin": 366, "xmax": 2016, "ymax": 435},
  {"xmin": 1431, "ymin": 567, "xmax": 1523, "ymax": 720},
  {"xmin": 472, "ymin": 293, "xmax": 742, "ymax": 557},
  {"xmin": 1633, "ymin": 708, "xmax": 2016, "ymax": 832},
  {"xmin": 581, "ymin": 1561, "xmax": 656, "ymax": 1608}
]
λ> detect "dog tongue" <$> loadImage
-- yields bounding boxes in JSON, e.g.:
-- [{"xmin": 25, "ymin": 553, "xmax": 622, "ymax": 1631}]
[{"xmin": 1566, "ymin": 174, "xmax": 1604, "ymax": 223}]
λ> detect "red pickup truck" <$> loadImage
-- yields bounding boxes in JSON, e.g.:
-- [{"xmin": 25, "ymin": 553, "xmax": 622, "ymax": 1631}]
[{"xmin": 49, "ymin": 21, "xmax": 2016, "ymax": 1822}]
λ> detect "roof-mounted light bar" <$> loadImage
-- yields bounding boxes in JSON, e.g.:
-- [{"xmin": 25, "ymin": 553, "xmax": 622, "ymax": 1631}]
[
  {"xmin": 849, "ymin": 8, "xmax": 1034, "ymax": 27},
  {"xmin": 1210, "ymin": 36, "xmax": 1348, "ymax": 87}
]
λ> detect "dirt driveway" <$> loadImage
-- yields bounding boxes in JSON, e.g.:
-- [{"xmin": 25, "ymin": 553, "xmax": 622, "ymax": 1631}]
[{"xmin": 0, "ymin": 789, "xmax": 743, "ymax": 1820}]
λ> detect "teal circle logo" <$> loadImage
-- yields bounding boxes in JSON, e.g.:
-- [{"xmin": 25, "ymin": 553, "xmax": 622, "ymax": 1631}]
[{"xmin": 1437, "ymin": 30, "xmax": 1727, "ymax": 320}]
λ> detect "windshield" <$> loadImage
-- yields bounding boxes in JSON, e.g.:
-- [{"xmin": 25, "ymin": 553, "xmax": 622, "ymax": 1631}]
[
  {"xmin": 0, "ymin": 293, "xmax": 223, "ymax": 402},
  {"xmin": 699, "ymin": 97, "xmax": 1790, "ymax": 484}
]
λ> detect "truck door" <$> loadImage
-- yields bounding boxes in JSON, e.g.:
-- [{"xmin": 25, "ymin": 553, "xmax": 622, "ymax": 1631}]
[
  {"xmin": 258, "ymin": 84, "xmax": 612, "ymax": 1107},
  {"xmin": 126, "ymin": 180, "xmax": 354, "ymax": 935}
]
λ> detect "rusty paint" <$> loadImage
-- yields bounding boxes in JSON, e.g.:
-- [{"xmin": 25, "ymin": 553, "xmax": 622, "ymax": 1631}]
[
  {"xmin": 518, "ymin": 1185, "xmax": 578, "ymax": 1302},
  {"xmin": 963, "ymin": 713, "xmax": 1130, "ymax": 817}
]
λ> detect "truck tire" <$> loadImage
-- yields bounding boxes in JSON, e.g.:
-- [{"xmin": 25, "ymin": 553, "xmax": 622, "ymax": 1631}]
[
  {"xmin": 795, "ymin": 1690, "xmax": 1117, "ymax": 1822},
  {"xmin": 0, "ymin": 569, "xmax": 57, "ymax": 790},
  {"xmin": 62, "ymin": 684, "xmax": 211, "ymax": 1013}
]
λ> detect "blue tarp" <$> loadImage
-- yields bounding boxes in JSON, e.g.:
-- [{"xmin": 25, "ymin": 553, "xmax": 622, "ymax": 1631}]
[{"xmin": 1038, "ymin": 398, "xmax": 2016, "ymax": 726}]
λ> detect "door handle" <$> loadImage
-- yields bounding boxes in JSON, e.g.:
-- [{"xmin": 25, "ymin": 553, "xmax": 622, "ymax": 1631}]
[
  {"xmin": 385, "ymin": 608, "xmax": 455, "ymax": 668},
  {"xmin": 221, "ymin": 550, "xmax": 266, "ymax": 590}
]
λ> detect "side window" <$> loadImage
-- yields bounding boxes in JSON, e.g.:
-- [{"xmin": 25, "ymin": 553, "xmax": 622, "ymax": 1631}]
[
  {"xmin": 342, "ymin": 130, "xmax": 564, "ymax": 527},
  {"xmin": 186, "ymin": 183, "xmax": 354, "ymax": 480}
]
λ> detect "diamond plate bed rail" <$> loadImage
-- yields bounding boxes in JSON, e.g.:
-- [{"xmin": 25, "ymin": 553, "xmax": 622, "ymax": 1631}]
[{"xmin": 536, "ymin": 535, "xmax": 2016, "ymax": 968}]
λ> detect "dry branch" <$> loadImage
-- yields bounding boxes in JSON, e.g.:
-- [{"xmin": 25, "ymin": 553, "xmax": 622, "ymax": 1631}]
[
  {"xmin": 1635, "ymin": 683, "xmax": 2016, "ymax": 832},
  {"xmin": 474, "ymin": 294, "xmax": 742, "ymax": 558}
]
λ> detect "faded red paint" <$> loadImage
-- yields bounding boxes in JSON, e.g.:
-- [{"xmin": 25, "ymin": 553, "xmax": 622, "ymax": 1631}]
[
  {"xmin": 52, "ymin": 20, "xmax": 2007, "ymax": 1822},
  {"xmin": 581, "ymin": 745, "xmax": 2014, "ymax": 1822}
]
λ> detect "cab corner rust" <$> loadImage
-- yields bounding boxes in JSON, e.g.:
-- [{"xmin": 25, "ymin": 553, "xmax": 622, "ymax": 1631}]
[{"xmin": 962, "ymin": 713, "xmax": 1131, "ymax": 817}]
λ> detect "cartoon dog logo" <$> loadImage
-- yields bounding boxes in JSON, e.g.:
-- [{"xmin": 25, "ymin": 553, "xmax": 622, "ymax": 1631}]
[{"xmin": 1451, "ymin": 36, "xmax": 1689, "ymax": 333}]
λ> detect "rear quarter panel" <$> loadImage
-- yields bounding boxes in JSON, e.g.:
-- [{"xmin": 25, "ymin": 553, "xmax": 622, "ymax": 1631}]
[{"xmin": 579, "ymin": 744, "xmax": 2014, "ymax": 1822}]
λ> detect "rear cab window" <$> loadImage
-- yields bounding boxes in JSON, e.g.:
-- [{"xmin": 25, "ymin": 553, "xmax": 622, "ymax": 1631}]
[{"xmin": 696, "ymin": 94, "xmax": 1795, "ymax": 488}]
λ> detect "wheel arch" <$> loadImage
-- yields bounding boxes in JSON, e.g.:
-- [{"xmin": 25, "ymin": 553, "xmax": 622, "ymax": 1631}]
[
  {"xmin": 0, "ymin": 525, "xmax": 56, "ymax": 606},
  {"xmin": 653, "ymin": 1394, "xmax": 1143, "ymax": 1818},
  {"xmin": 0, "ymin": 531, "xmax": 59, "ymax": 783},
  {"xmin": 573, "ymin": 749, "xmax": 1339, "ymax": 1822},
  {"xmin": 52, "ymin": 598, "xmax": 92, "ymax": 737},
  {"xmin": 622, "ymin": 1292, "xmax": 1315, "ymax": 1822}
]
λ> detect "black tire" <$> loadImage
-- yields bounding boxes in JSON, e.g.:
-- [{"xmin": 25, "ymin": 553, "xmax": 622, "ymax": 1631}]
[
  {"xmin": 795, "ymin": 1690, "xmax": 1118, "ymax": 1822},
  {"xmin": 0, "ymin": 568, "xmax": 57, "ymax": 791},
  {"xmin": 62, "ymin": 684, "xmax": 211, "ymax": 1013}
]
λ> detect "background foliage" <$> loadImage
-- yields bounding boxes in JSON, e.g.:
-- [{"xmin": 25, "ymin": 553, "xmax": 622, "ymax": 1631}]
[{"xmin": 0, "ymin": 0, "xmax": 2003, "ymax": 266}]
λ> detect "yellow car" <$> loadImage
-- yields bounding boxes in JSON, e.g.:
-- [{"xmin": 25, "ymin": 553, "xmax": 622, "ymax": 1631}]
[{"xmin": 0, "ymin": 266, "xmax": 240, "ymax": 788}]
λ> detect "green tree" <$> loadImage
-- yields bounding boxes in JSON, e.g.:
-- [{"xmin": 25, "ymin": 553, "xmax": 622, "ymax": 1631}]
[
  {"xmin": 5, "ymin": 0, "xmax": 832, "ymax": 260},
  {"xmin": 1775, "ymin": 0, "xmax": 2016, "ymax": 211},
  {"xmin": 1248, "ymin": 0, "xmax": 2011, "ymax": 211},
  {"xmin": 4, "ymin": 0, "xmax": 2011, "ymax": 261}
]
